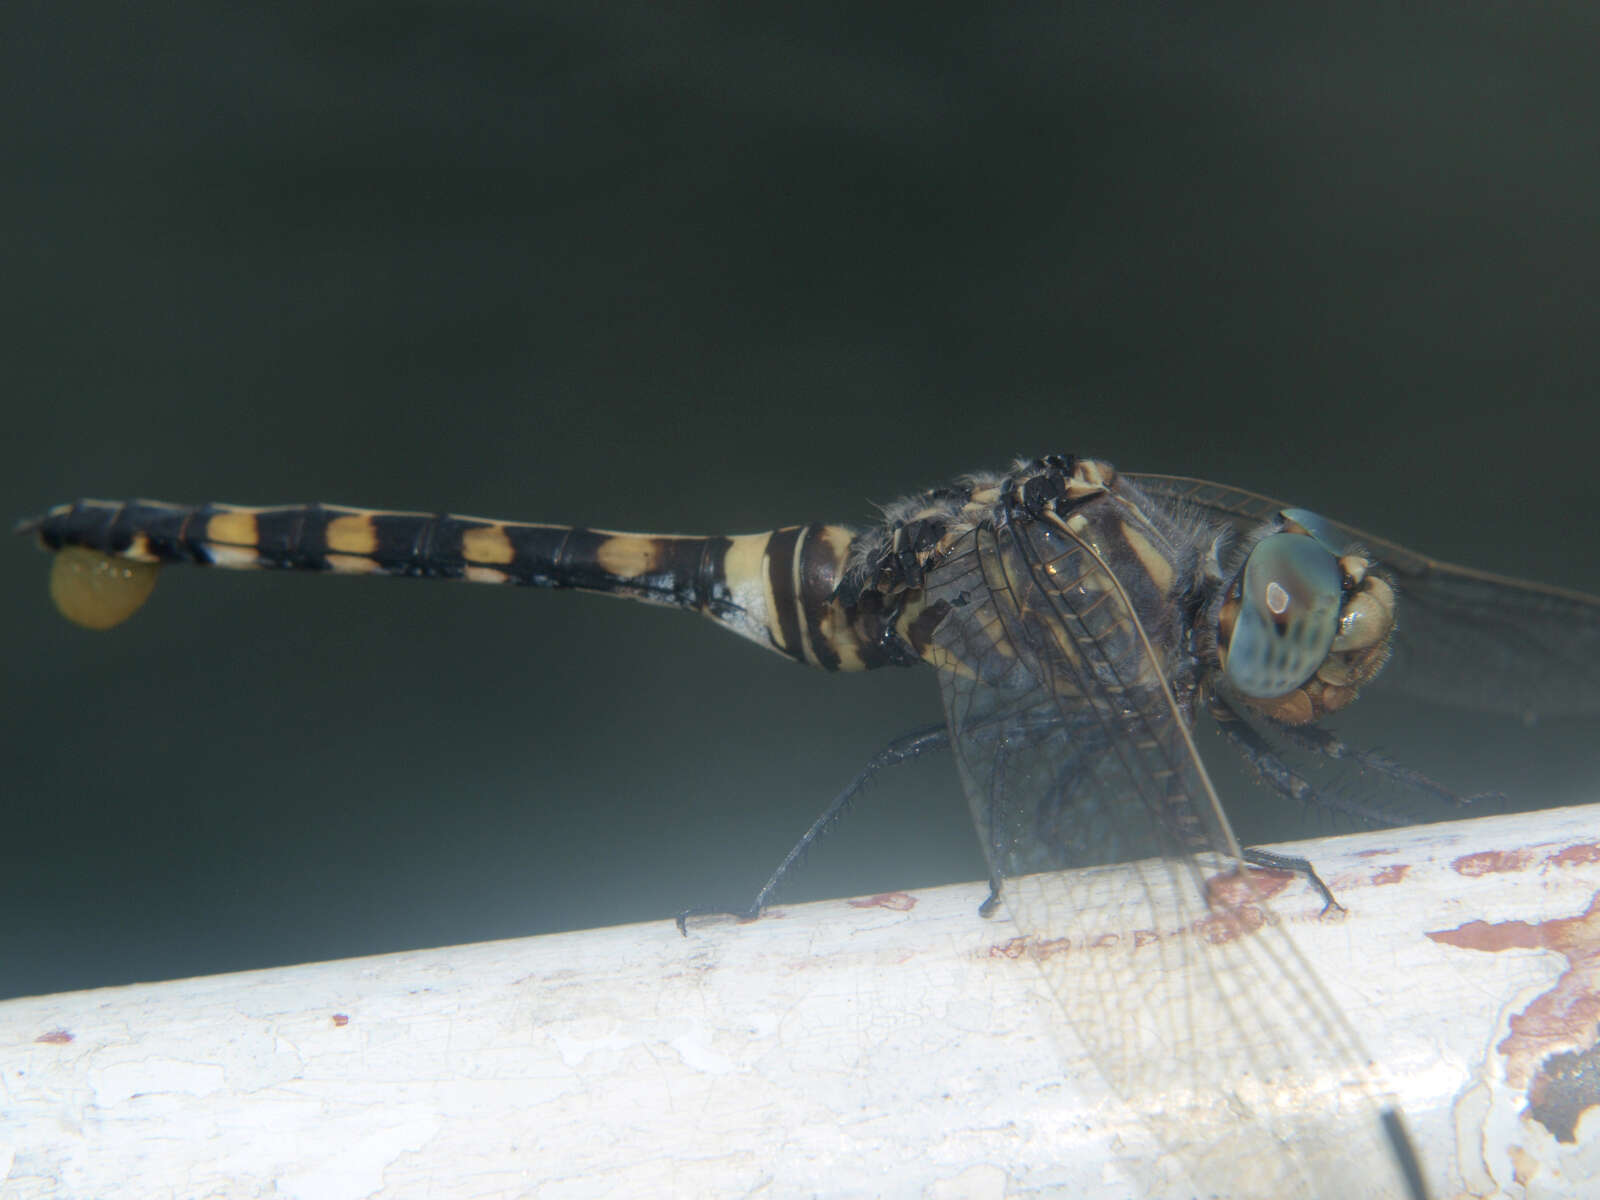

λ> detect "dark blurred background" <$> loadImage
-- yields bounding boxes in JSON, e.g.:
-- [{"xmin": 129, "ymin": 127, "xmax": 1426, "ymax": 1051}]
[{"xmin": 5, "ymin": 3, "xmax": 1598, "ymax": 1000}]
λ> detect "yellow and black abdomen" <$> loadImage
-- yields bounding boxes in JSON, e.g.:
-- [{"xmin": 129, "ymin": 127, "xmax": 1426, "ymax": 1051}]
[
  {"xmin": 20, "ymin": 498, "xmax": 910, "ymax": 673},
  {"xmin": 26, "ymin": 499, "xmax": 697, "ymax": 584}
]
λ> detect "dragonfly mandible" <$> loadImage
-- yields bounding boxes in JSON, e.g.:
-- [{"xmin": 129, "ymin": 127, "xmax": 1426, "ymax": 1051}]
[{"xmin": 22, "ymin": 454, "xmax": 1600, "ymax": 1196}]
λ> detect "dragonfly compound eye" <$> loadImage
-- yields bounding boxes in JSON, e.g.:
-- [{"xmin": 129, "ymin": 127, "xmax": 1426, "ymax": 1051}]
[
  {"xmin": 1277, "ymin": 506, "xmax": 1345, "ymax": 556},
  {"xmin": 1223, "ymin": 532, "xmax": 1342, "ymax": 699}
]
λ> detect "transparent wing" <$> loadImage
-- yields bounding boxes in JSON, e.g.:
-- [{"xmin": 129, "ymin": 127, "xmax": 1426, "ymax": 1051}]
[
  {"xmin": 923, "ymin": 506, "xmax": 1411, "ymax": 1197},
  {"xmin": 1131, "ymin": 473, "xmax": 1600, "ymax": 718}
]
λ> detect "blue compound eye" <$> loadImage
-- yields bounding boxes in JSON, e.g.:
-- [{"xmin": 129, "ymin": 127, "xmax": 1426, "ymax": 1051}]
[
  {"xmin": 1278, "ymin": 507, "xmax": 1343, "ymax": 556},
  {"xmin": 1225, "ymin": 532, "xmax": 1343, "ymax": 699}
]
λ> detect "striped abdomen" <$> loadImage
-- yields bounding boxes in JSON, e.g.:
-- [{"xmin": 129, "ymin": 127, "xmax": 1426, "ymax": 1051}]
[{"xmin": 19, "ymin": 499, "xmax": 909, "ymax": 671}]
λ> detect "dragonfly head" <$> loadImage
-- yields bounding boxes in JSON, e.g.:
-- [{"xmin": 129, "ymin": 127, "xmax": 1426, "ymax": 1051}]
[{"xmin": 1215, "ymin": 507, "xmax": 1394, "ymax": 725}]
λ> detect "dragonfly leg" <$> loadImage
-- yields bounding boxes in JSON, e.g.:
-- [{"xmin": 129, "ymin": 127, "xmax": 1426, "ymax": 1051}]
[
  {"xmin": 676, "ymin": 723, "xmax": 951, "ymax": 935},
  {"xmin": 1267, "ymin": 720, "xmax": 1496, "ymax": 808},
  {"xmin": 1241, "ymin": 846, "xmax": 1343, "ymax": 915},
  {"xmin": 978, "ymin": 875, "xmax": 1003, "ymax": 919},
  {"xmin": 1209, "ymin": 696, "xmax": 1422, "ymax": 827}
]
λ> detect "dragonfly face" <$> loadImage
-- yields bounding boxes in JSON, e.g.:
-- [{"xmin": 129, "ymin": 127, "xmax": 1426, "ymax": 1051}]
[
  {"xmin": 21, "ymin": 453, "xmax": 1600, "ymax": 1198},
  {"xmin": 1212, "ymin": 506, "xmax": 1395, "ymax": 724}
]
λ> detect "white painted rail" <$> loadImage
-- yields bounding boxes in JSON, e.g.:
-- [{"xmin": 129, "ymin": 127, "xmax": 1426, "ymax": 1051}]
[{"xmin": 2, "ymin": 804, "xmax": 1597, "ymax": 1199}]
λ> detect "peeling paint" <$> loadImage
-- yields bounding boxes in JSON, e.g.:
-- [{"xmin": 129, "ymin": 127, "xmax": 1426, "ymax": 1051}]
[
  {"xmin": 1452, "ymin": 849, "xmax": 1535, "ymax": 876},
  {"xmin": 848, "ymin": 892, "xmax": 917, "ymax": 912},
  {"xmin": 1205, "ymin": 868, "xmax": 1292, "ymax": 909},
  {"xmin": 1549, "ymin": 843, "xmax": 1600, "ymax": 869},
  {"xmin": 1527, "ymin": 1041, "xmax": 1600, "ymax": 1144},
  {"xmin": 988, "ymin": 935, "xmax": 1072, "ymax": 961},
  {"xmin": 1426, "ymin": 890, "xmax": 1600, "ymax": 1146}
]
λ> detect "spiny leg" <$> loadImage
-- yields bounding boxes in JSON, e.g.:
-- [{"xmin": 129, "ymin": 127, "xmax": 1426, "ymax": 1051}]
[
  {"xmin": 1215, "ymin": 714, "xmax": 1406, "ymax": 828},
  {"xmin": 1241, "ymin": 846, "xmax": 1342, "ymax": 914},
  {"xmin": 1267, "ymin": 718, "xmax": 1496, "ymax": 808},
  {"xmin": 1208, "ymin": 693, "xmax": 1470, "ymax": 827},
  {"xmin": 1211, "ymin": 692, "xmax": 1479, "ymax": 914},
  {"xmin": 676, "ymin": 723, "xmax": 951, "ymax": 934},
  {"xmin": 1204, "ymin": 696, "xmax": 1376, "ymax": 913}
]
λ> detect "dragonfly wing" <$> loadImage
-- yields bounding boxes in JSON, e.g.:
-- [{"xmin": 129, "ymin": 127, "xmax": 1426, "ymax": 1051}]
[
  {"xmin": 1131, "ymin": 473, "xmax": 1600, "ymax": 717},
  {"xmin": 923, "ymin": 508, "xmax": 1411, "ymax": 1197}
]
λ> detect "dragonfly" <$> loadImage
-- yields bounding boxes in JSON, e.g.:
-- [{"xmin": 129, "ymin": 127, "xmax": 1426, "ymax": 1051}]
[{"xmin": 20, "ymin": 454, "xmax": 1600, "ymax": 1197}]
